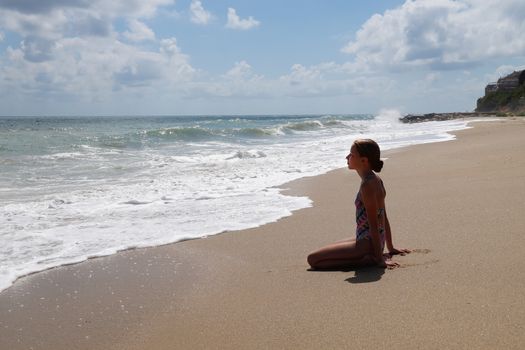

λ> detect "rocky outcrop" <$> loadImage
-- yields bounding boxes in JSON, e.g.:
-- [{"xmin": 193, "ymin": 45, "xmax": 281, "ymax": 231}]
[
  {"xmin": 476, "ymin": 70, "xmax": 525, "ymax": 113},
  {"xmin": 399, "ymin": 112, "xmax": 495, "ymax": 123},
  {"xmin": 399, "ymin": 68, "xmax": 525, "ymax": 123}
]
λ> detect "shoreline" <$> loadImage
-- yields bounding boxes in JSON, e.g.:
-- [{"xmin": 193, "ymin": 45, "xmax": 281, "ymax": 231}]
[
  {"xmin": 0, "ymin": 116, "xmax": 478, "ymax": 294},
  {"xmin": 1, "ymin": 117, "xmax": 525, "ymax": 349},
  {"xmin": 0, "ymin": 117, "xmax": 510, "ymax": 291}
]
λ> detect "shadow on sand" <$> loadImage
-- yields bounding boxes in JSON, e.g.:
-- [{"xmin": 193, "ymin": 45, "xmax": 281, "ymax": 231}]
[
  {"xmin": 307, "ymin": 266, "xmax": 385, "ymax": 284},
  {"xmin": 344, "ymin": 267, "xmax": 385, "ymax": 284}
]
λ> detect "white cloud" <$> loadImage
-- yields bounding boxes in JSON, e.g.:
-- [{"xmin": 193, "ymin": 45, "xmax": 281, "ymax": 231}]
[
  {"xmin": 276, "ymin": 63, "xmax": 392, "ymax": 97},
  {"xmin": 486, "ymin": 64, "xmax": 525, "ymax": 83},
  {"xmin": 0, "ymin": 0, "xmax": 89, "ymax": 15},
  {"xmin": 186, "ymin": 61, "xmax": 265, "ymax": 98},
  {"xmin": 183, "ymin": 60, "xmax": 390, "ymax": 100},
  {"xmin": 342, "ymin": 0, "xmax": 525, "ymax": 71},
  {"xmin": 0, "ymin": 0, "xmax": 174, "ymax": 40},
  {"xmin": 226, "ymin": 8, "xmax": 260, "ymax": 30},
  {"xmin": 285, "ymin": 64, "xmax": 322, "ymax": 84},
  {"xmin": 0, "ymin": 9, "xmax": 71, "ymax": 39},
  {"xmin": 123, "ymin": 19, "xmax": 155, "ymax": 42},
  {"xmin": 166, "ymin": 52, "xmax": 398, "ymax": 109},
  {"xmin": 224, "ymin": 61, "xmax": 258, "ymax": 80},
  {"xmin": 0, "ymin": 33, "xmax": 195, "ymax": 103},
  {"xmin": 1, "ymin": 0, "xmax": 174, "ymax": 19},
  {"xmin": 91, "ymin": 0, "xmax": 174, "ymax": 19},
  {"xmin": 190, "ymin": 0, "xmax": 211, "ymax": 25},
  {"xmin": 0, "ymin": 0, "xmax": 192, "ymax": 103},
  {"xmin": 0, "ymin": 31, "xmax": 4, "ymax": 42}
]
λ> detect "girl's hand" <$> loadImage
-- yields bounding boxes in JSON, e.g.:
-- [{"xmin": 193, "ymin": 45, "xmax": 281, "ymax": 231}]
[{"xmin": 388, "ymin": 247, "xmax": 411, "ymax": 256}]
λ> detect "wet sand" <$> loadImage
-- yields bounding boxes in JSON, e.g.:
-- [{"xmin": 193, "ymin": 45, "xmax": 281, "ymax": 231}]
[{"xmin": 1, "ymin": 118, "xmax": 525, "ymax": 349}]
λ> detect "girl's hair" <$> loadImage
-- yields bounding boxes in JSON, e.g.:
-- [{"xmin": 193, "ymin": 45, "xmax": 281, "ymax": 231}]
[{"xmin": 353, "ymin": 139, "xmax": 384, "ymax": 172}]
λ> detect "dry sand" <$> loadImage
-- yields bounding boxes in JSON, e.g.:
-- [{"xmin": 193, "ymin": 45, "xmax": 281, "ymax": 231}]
[{"xmin": 1, "ymin": 118, "xmax": 525, "ymax": 349}]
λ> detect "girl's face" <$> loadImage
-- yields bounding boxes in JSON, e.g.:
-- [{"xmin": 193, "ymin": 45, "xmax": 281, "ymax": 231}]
[{"xmin": 346, "ymin": 146, "xmax": 361, "ymax": 170}]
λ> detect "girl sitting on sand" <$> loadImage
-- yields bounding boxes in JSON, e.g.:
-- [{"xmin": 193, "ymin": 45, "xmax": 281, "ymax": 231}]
[{"xmin": 307, "ymin": 139, "xmax": 409, "ymax": 269}]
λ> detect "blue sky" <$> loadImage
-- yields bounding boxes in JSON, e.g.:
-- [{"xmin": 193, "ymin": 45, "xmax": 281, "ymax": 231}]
[{"xmin": 0, "ymin": 0, "xmax": 524, "ymax": 116}]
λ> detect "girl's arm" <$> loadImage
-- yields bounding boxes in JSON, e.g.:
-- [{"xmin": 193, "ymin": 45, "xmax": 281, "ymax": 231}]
[
  {"xmin": 384, "ymin": 210, "xmax": 410, "ymax": 256},
  {"xmin": 385, "ymin": 211, "xmax": 394, "ymax": 252}
]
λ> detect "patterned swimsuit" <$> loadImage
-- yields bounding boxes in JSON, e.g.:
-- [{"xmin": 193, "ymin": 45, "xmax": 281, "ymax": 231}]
[{"xmin": 355, "ymin": 175, "xmax": 386, "ymax": 247}]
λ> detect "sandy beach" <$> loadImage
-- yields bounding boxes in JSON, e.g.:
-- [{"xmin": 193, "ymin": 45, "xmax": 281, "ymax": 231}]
[{"xmin": 1, "ymin": 118, "xmax": 525, "ymax": 349}]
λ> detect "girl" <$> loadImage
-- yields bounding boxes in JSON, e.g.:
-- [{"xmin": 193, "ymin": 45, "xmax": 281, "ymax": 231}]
[{"xmin": 307, "ymin": 139, "xmax": 409, "ymax": 269}]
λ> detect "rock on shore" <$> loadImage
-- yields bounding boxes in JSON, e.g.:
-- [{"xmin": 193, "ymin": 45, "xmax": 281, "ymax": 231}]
[{"xmin": 399, "ymin": 112, "xmax": 495, "ymax": 123}]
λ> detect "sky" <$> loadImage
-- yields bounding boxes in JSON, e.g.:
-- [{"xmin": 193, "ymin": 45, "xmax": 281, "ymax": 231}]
[{"xmin": 0, "ymin": 0, "xmax": 524, "ymax": 116}]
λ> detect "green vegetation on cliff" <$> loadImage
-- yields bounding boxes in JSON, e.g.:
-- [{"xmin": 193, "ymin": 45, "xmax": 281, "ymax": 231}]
[
  {"xmin": 476, "ymin": 69, "xmax": 525, "ymax": 114},
  {"xmin": 476, "ymin": 84, "xmax": 525, "ymax": 113}
]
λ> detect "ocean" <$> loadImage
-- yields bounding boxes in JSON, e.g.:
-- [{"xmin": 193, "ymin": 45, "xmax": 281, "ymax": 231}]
[{"xmin": 0, "ymin": 112, "xmax": 472, "ymax": 291}]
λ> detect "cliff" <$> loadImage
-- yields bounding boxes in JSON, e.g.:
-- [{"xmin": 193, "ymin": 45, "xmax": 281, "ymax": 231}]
[{"xmin": 476, "ymin": 70, "xmax": 525, "ymax": 113}]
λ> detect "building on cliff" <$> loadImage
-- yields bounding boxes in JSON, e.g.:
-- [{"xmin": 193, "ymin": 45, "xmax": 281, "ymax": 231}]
[
  {"xmin": 484, "ymin": 70, "xmax": 525, "ymax": 94},
  {"xmin": 477, "ymin": 69, "xmax": 525, "ymax": 113}
]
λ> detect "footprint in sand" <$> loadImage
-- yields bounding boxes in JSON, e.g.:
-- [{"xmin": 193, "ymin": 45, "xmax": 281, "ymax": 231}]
[
  {"xmin": 395, "ymin": 248, "xmax": 437, "ymax": 268},
  {"xmin": 410, "ymin": 248, "xmax": 431, "ymax": 254},
  {"xmin": 397, "ymin": 259, "xmax": 440, "ymax": 268}
]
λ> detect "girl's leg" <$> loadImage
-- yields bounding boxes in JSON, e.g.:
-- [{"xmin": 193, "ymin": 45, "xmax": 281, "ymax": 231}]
[
  {"xmin": 334, "ymin": 237, "xmax": 355, "ymax": 244},
  {"xmin": 307, "ymin": 238, "xmax": 373, "ymax": 269}
]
